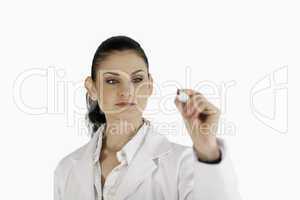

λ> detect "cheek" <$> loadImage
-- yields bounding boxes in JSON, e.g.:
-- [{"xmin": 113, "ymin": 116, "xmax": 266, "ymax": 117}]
[
  {"xmin": 135, "ymin": 85, "xmax": 150, "ymax": 105},
  {"xmin": 98, "ymin": 87, "xmax": 117, "ymax": 107},
  {"xmin": 135, "ymin": 80, "xmax": 150, "ymax": 94}
]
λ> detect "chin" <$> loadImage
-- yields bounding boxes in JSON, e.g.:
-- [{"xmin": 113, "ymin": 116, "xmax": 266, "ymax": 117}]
[{"xmin": 115, "ymin": 108, "xmax": 142, "ymax": 118}]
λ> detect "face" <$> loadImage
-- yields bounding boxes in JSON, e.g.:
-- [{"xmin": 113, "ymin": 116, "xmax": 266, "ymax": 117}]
[{"xmin": 85, "ymin": 50, "xmax": 153, "ymax": 121}]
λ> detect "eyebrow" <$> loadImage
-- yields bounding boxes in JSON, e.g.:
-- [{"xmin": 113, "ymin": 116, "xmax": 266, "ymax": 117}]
[{"xmin": 103, "ymin": 69, "xmax": 145, "ymax": 76}]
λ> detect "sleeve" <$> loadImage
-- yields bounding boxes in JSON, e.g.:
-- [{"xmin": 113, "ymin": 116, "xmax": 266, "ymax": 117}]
[
  {"xmin": 195, "ymin": 147, "xmax": 222, "ymax": 164},
  {"xmin": 54, "ymin": 166, "xmax": 62, "ymax": 200},
  {"xmin": 177, "ymin": 138, "xmax": 242, "ymax": 200}
]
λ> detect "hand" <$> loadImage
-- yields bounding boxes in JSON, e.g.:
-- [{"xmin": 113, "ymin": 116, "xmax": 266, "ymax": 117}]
[{"xmin": 174, "ymin": 89, "xmax": 221, "ymax": 161}]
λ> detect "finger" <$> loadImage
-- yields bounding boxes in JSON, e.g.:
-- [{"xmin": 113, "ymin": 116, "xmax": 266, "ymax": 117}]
[
  {"xmin": 186, "ymin": 94, "xmax": 206, "ymax": 117},
  {"xmin": 191, "ymin": 94, "xmax": 217, "ymax": 118},
  {"xmin": 186, "ymin": 104, "xmax": 197, "ymax": 118},
  {"xmin": 191, "ymin": 100, "xmax": 207, "ymax": 119},
  {"xmin": 175, "ymin": 89, "xmax": 206, "ymax": 117},
  {"xmin": 193, "ymin": 99, "xmax": 209, "ymax": 119},
  {"xmin": 202, "ymin": 102, "xmax": 220, "ymax": 116},
  {"xmin": 190, "ymin": 106, "xmax": 200, "ymax": 119},
  {"xmin": 190, "ymin": 93, "xmax": 218, "ymax": 114},
  {"xmin": 192, "ymin": 93, "xmax": 207, "ymax": 109},
  {"xmin": 185, "ymin": 96, "xmax": 193, "ymax": 116},
  {"xmin": 180, "ymin": 89, "xmax": 200, "ymax": 98},
  {"xmin": 180, "ymin": 89, "xmax": 194, "ymax": 97}
]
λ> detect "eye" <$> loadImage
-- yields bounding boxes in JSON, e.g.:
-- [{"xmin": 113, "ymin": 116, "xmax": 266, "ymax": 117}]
[
  {"xmin": 105, "ymin": 79, "xmax": 119, "ymax": 84},
  {"xmin": 132, "ymin": 77, "xmax": 144, "ymax": 83}
]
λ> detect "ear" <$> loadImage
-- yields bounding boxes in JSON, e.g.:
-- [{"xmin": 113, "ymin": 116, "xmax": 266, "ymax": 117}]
[
  {"xmin": 84, "ymin": 76, "xmax": 97, "ymax": 101},
  {"xmin": 147, "ymin": 73, "xmax": 154, "ymax": 96}
]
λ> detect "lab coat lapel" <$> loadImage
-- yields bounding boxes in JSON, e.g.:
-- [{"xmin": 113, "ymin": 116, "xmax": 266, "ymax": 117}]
[
  {"xmin": 63, "ymin": 122, "xmax": 173, "ymax": 200},
  {"xmin": 115, "ymin": 124, "xmax": 173, "ymax": 200}
]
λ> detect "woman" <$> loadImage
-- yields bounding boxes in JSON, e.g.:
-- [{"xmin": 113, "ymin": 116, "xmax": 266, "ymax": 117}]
[{"xmin": 54, "ymin": 35, "xmax": 241, "ymax": 200}]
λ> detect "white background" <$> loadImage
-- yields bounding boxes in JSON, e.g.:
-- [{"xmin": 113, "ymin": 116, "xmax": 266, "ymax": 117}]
[{"xmin": 0, "ymin": 0, "xmax": 299, "ymax": 199}]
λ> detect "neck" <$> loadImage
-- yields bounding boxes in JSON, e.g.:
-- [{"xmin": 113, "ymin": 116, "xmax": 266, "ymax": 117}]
[{"xmin": 102, "ymin": 117, "xmax": 144, "ymax": 153}]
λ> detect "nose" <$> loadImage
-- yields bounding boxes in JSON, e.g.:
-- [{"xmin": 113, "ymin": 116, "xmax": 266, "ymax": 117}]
[{"xmin": 118, "ymin": 82, "xmax": 134, "ymax": 99}]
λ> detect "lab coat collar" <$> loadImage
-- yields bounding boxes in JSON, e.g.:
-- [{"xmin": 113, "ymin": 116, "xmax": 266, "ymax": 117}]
[
  {"xmin": 64, "ymin": 118, "xmax": 173, "ymax": 200},
  {"xmin": 92, "ymin": 117, "xmax": 150, "ymax": 165}
]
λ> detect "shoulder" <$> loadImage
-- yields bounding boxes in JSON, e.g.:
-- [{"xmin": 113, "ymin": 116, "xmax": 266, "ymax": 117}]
[
  {"xmin": 54, "ymin": 141, "xmax": 90, "ymax": 177},
  {"xmin": 54, "ymin": 129, "xmax": 101, "ymax": 175}
]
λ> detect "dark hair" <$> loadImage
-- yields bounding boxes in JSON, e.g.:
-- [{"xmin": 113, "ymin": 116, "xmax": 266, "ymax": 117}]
[{"xmin": 85, "ymin": 35, "xmax": 150, "ymax": 134}]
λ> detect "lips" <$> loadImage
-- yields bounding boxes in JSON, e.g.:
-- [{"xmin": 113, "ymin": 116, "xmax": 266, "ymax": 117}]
[{"xmin": 115, "ymin": 102, "xmax": 136, "ymax": 106}]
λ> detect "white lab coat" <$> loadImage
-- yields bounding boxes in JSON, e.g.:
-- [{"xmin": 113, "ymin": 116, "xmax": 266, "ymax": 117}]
[{"xmin": 54, "ymin": 121, "xmax": 241, "ymax": 200}]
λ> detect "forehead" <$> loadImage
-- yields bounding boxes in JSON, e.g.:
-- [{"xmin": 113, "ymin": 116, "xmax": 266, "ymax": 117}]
[{"xmin": 97, "ymin": 50, "xmax": 147, "ymax": 75}]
